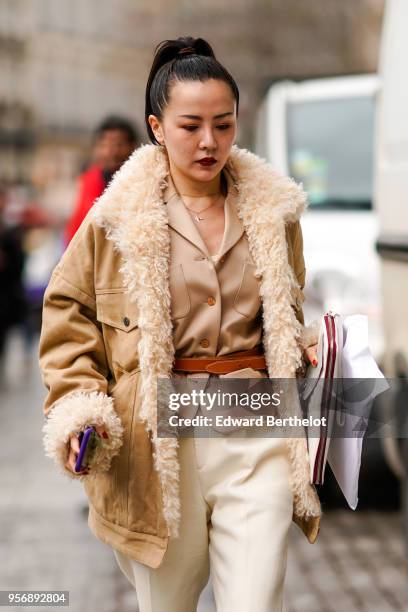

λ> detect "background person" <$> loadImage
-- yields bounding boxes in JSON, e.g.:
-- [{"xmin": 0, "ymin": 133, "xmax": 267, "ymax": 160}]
[
  {"xmin": 64, "ymin": 115, "xmax": 140, "ymax": 245},
  {"xmin": 0, "ymin": 186, "xmax": 27, "ymax": 385}
]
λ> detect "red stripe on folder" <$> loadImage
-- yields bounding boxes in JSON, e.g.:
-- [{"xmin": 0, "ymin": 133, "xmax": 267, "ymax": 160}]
[{"xmin": 313, "ymin": 314, "xmax": 337, "ymax": 484}]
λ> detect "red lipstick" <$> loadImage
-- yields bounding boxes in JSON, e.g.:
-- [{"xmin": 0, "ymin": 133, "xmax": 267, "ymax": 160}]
[{"xmin": 197, "ymin": 157, "xmax": 217, "ymax": 166}]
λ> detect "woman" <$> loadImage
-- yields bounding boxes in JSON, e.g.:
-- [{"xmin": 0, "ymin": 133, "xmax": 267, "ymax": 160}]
[{"xmin": 40, "ymin": 37, "xmax": 320, "ymax": 612}]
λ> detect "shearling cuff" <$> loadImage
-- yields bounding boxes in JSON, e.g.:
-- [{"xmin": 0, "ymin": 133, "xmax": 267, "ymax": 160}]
[
  {"xmin": 42, "ymin": 390, "xmax": 124, "ymax": 480},
  {"xmin": 298, "ymin": 319, "xmax": 320, "ymax": 350}
]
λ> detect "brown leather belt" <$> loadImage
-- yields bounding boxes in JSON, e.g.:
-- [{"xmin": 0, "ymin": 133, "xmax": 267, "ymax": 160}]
[{"xmin": 173, "ymin": 347, "xmax": 266, "ymax": 375}]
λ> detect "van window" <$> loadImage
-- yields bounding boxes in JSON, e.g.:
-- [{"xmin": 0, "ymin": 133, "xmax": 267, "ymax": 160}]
[{"xmin": 287, "ymin": 97, "xmax": 374, "ymax": 210}]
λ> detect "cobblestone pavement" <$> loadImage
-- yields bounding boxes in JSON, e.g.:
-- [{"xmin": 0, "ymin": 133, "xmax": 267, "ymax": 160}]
[{"xmin": 0, "ymin": 335, "xmax": 407, "ymax": 612}]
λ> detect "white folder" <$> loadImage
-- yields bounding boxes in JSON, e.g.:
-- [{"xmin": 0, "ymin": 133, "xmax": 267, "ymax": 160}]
[{"xmin": 304, "ymin": 313, "xmax": 388, "ymax": 509}]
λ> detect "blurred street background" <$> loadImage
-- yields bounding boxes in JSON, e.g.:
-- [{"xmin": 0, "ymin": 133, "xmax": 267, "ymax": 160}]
[{"xmin": 1, "ymin": 0, "xmax": 408, "ymax": 610}]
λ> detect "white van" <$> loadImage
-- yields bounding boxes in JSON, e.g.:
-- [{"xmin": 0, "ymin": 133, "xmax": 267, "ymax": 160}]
[
  {"xmin": 375, "ymin": 0, "xmax": 408, "ymax": 379},
  {"xmin": 374, "ymin": 0, "xmax": 408, "ymax": 532},
  {"xmin": 255, "ymin": 74, "xmax": 383, "ymax": 359}
]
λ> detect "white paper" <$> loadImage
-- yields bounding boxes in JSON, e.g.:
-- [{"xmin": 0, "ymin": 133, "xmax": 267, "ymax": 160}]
[{"xmin": 327, "ymin": 315, "xmax": 389, "ymax": 510}]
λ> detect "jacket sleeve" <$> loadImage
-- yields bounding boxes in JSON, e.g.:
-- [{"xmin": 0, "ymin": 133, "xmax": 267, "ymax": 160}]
[
  {"xmin": 39, "ymin": 221, "xmax": 123, "ymax": 479},
  {"xmin": 286, "ymin": 220, "xmax": 320, "ymax": 350}
]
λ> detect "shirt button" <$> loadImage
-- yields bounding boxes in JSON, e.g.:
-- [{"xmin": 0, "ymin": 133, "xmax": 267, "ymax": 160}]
[
  {"xmin": 200, "ymin": 338, "xmax": 210, "ymax": 348},
  {"xmin": 123, "ymin": 317, "xmax": 130, "ymax": 327},
  {"xmin": 207, "ymin": 296, "xmax": 216, "ymax": 306},
  {"xmin": 219, "ymin": 257, "xmax": 225, "ymax": 264}
]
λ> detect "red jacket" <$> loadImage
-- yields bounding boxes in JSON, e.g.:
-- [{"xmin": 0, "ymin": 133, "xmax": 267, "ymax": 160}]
[{"xmin": 64, "ymin": 165, "xmax": 105, "ymax": 246}]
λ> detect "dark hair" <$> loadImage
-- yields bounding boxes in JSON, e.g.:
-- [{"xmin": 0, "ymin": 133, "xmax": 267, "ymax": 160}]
[
  {"xmin": 95, "ymin": 115, "xmax": 140, "ymax": 144},
  {"xmin": 145, "ymin": 36, "xmax": 239, "ymax": 145}
]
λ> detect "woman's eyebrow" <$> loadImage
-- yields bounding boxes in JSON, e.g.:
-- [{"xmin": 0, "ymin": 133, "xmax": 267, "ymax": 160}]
[{"xmin": 177, "ymin": 112, "xmax": 234, "ymax": 120}]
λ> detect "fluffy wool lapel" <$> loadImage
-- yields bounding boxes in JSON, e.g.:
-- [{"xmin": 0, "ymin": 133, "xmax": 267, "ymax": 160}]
[
  {"xmin": 93, "ymin": 143, "xmax": 321, "ymax": 538},
  {"xmin": 224, "ymin": 147, "xmax": 306, "ymax": 377}
]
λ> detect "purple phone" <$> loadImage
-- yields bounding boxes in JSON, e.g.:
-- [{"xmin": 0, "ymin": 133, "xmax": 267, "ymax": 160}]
[{"xmin": 75, "ymin": 426, "xmax": 97, "ymax": 473}]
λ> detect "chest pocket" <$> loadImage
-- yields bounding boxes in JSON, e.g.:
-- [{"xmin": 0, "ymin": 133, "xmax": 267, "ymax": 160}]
[
  {"xmin": 169, "ymin": 264, "xmax": 191, "ymax": 320},
  {"xmin": 95, "ymin": 289, "xmax": 140, "ymax": 377},
  {"xmin": 233, "ymin": 261, "xmax": 262, "ymax": 319}
]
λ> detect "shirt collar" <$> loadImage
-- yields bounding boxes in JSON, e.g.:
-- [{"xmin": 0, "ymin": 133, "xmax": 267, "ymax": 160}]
[{"xmin": 163, "ymin": 168, "xmax": 243, "ymax": 258}]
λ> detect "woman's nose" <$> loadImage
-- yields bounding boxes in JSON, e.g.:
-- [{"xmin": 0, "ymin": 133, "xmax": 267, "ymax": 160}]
[{"xmin": 199, "ymin": 128, "xmax": 217, "ymax": 150}]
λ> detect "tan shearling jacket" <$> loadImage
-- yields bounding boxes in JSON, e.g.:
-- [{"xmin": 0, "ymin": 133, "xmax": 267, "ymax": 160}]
[{"xmin": 39, "ymin": 144, "xmax": 321, "ymax": 569}]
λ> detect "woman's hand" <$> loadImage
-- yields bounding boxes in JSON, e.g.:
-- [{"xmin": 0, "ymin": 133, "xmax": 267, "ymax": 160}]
[
  {"xmin": 65, "ymin": 424, "xmax": 108, "ymax": 476},
  {"xmin": 303, "ymin": 343, "xmax": 318, "ymax": 368}
]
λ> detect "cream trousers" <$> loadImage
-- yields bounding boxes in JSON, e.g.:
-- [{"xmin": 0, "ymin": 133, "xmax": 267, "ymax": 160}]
[{"xmin": 114, "ymin": 431, "xmax": 293, "ymax": 612}]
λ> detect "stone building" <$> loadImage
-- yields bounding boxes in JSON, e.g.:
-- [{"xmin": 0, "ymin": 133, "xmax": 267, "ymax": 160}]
[{"xmin": 0, "ymin": 0, "xmax": 384, "ymax": 214}]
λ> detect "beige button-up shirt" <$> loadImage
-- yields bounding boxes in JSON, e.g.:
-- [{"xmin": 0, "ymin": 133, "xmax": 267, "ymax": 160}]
[{"xmin": 163, "ymin": 168, "xmax": 263, "ymax": 358}]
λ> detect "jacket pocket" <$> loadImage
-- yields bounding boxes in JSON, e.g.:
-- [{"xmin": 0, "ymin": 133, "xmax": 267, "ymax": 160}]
[
  {"xmin": 95, "ymin": 289, "xmax": 141, "ymax": 377},
  {"xmin": 233, "ymin": 261, "xmax": 262, "ymax": 318},
  {"xmin": 84, "ymin": 370, "xmax": 139, "ymax": 526},
  {"xmin": 169, "ymin": 264, "xmax": 191, "ymax": 320},
  {"xmin": 127, "ymin": 394, "xmax": 168, "ymax": 536}
]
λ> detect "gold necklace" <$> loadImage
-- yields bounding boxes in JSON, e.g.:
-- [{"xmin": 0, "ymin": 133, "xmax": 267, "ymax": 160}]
[
  {"xmin": 182, "ymin": 193, "xmax": 224, "ymax": 223},
  {"xmin": 179, "ymin": 192, "xmax": 222, "ymax": 197}
]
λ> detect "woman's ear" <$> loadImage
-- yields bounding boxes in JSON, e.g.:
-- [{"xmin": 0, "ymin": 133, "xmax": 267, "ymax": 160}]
[{"xmin": 148, "ymin": 114, "xmax": 164, "ymax": 144}]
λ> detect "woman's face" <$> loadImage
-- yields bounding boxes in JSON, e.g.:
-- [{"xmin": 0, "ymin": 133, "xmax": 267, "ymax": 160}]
[{"xmin": 148, "ymin": 78, "xmax": 237, "ymax": 183}]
